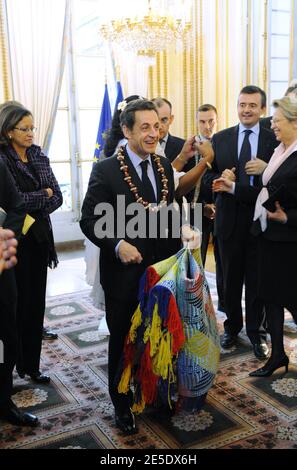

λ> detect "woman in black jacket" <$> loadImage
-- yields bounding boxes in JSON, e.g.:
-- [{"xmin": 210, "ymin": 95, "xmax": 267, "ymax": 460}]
[
  {"xmin": 249, "ymin": 96, "xmax": 297, "ymax": 376},
  {"xmin": 0, "ymin": 103, "xmax": 62, "ymax": 384},
  {"xmin": 213, "ymin": 96, "xmax": 297, "ymax": 377}
]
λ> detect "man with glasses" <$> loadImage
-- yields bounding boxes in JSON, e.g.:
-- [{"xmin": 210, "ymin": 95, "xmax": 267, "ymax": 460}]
[{"xmin": 152, "ymin": 97, "xmax": 185, "ymax": 161}]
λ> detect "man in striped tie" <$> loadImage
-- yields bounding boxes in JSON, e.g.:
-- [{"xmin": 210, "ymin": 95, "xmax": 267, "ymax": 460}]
[{"xmin": 210, "ymin": 86, "xmax": 278, "ymax": 359}]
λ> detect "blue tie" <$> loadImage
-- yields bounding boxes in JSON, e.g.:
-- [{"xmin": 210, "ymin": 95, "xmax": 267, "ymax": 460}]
[
  {"xmin": 140, "ymin": 160, "xmax": 156, "ymax": 203},
  {"xmin": 238, "ymin": 129, "xmax": 252, "ymax": 184}
]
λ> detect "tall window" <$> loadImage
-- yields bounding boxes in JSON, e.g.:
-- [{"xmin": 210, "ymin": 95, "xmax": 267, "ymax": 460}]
[
  {"xmin": 48, "ymin": 0, "xmax": 108, "ymax": 241},
  {"xmin": 48, "ymin": 73, "xmax": 71, "ymax": 212},
  {"xmin": 74, "ymin": 0, "xmax": 106, "ymax": 197},
  {"xmin": 267, "ymin": 0, "xmax": 295, "ymax": 110}
]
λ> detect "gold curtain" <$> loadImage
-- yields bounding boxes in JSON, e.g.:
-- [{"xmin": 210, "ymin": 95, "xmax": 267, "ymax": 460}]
[
  {"xmin": 0, "ymin": 0, "xmax": 11, "ymax": 103},
  {"xmin": 147, "ymin": 0, "xmax": 271, "ymax": 136}
]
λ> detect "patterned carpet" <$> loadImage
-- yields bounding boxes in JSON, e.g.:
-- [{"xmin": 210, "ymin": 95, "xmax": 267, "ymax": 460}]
[{"xmin": 1, "ymin": 274, "xmax": 297, "ymax": 450}]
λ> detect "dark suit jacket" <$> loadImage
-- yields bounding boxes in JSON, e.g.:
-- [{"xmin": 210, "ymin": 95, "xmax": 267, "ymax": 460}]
[
  {"xmin": 260, "ymin": 116, "xmax": 272, "ymax": 130},
  {"xmin": 0, "ymin": 144, "xmax": 62, "ymax": 217},
  {"xmin": 208, "ymin": 125, "xmax": 278, "ymax": 240},
  {"xmin": 80, "ymin": 148, "xmax": 178, "ymax": 302},
  {"xmin": 246, "ymin": 150, "xmax": 297, "ymax": 242},
  {"xmin": 239, "ymin": 149, "xmax": 297, "ymax": 308},
  {"xmin": 183, "ymin": 156, "xmax": 213, "ymax": 205},
  {"xmin": 164, "ymin": 134, "xmax": 185, "ymax": 162},
  {"xmin": 0, "ymin": 159, "xmax": 25, "ymax": 237},
  {"xmin": 0, "ymin": 159, "xmax": 25, "ymax": 387}
]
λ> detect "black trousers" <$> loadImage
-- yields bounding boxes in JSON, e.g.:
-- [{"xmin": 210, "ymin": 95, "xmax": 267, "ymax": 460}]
[
  {"xmin": 200, "ymin": 218, "xmax": 224, "ymax": 311},
  {"xmin": 15, "ymin": 233, "xmax": 48, "ymax": 375},
  {"xmin": 200, "ymin": 217, "xmax": 213, "ymax": 266},
  {"xmin": 104, "ymin": 294, "xmax": 138, "ymax": 414},
  {"xmin": 213, "ymin": 236, "xmax": 225, "ymax": 311},
  {"xmin": 217, "ymin": 225, "xmax": 266, "ymax": 344},
  {"xmin": 0, "ymin": 269, "xmax": 17, "ymax": 406},
  {"xmin": 264, "ymin": 303, "xmax": 285, "ymax": 359}
]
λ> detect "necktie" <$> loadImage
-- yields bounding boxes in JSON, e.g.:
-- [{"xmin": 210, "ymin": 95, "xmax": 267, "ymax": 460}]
[
  {"xmin": 140, "ymin": 160, "xmax": 156, "ymax": 203},
  {"xmin": 238, "ymin": 129, "xmax": 252, "ymax": 184},
  {"xmin": 192, "ymin": 153, "xmax": 203, "ymax": 205},
  {"xmin": 159, "ymin": 138, "xmax": 166, "ymax": 149}
]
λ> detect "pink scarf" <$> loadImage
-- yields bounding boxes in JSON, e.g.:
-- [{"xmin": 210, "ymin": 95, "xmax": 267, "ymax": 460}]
[{"xmin": 254, "ymin": 139, "xmax": 297, "ymax": 231}]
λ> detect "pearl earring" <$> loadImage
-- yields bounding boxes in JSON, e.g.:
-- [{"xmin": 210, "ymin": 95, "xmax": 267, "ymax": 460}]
[{"xmin": 9, "ymin": 135, "xmax": 12, "ymax": 139}]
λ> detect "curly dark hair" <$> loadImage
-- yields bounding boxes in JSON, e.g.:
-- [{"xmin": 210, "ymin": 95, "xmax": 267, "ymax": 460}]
[{"xmin": 103, "ymin": 95, "xmax": 145, "ymax": 157}]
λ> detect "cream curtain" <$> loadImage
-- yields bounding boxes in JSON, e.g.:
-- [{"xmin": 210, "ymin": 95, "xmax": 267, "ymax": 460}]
[
  {"xmin": 115, "ymin": 49, "xmax": 149, "ymax": 99},
  {"xmin": 5, "ymin": 0, "xmax": 69, "ymax": 150}
]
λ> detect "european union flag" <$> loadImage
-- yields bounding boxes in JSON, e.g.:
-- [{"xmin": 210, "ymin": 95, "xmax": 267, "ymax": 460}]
[
  {"xmin": 94, "ymin": 84, "xmax": 112, "ymax": 162},
  {"xmin": 113, "ymin": 81, "xmax": 124, "ymax": 114}
]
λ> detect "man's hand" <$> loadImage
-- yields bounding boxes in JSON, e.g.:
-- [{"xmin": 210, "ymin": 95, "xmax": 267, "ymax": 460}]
[
  {"xmin": 118, "ymin": 240, "xmax": 143, "ymax": 265},
  {"xmin": 181, "ymin": 225, "xmax": 201, "ymax": 249},
  {"xmin": 267, "ymin": 201, "xmax": 288, "ymax": 224},
  {"xmin": 204, "ymin": 203, "xmax": 215, "ymax": 220},
  {"xmin": 0, "ymin": 228, "xmax": 18, "ymax": 274},
  {"xmin": 245, "ymin": 158, "xmax": 268, "ymax": 175},
  {"xmin": 221, "ymin": 167, "xmax": 236, "ymax": 182},
  {"xmin": 213, "ymin": 177, "xmax": 233, "ymax": 193},
  {"xmin": 178, "ymin": 136, "xmax": 197, "ymax": 163},
  {"xmin": 194, "ymin": 140, "xmax": 214, "ymax": 164}
]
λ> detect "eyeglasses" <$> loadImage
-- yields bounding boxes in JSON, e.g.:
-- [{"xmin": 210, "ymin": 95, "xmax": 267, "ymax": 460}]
[{"xmin": 13, "ymin": 127, "xmax": 37, "ymax": 133}]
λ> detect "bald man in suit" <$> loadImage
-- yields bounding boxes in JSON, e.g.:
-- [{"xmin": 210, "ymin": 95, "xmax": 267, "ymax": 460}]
[{"xmin": 152, "ymin": 97, "xmax": 185, "ymax": 161}]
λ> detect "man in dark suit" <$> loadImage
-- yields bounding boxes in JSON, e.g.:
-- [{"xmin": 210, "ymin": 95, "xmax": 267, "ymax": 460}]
[
  {"xmin": 152, "ymin": 97, "xmax": 185, "ymax": 161},
  {"xmin": 182, "ymin": 104, "xmax": 224, "ymax": 311},
  {"xmin": 184, "ymin": 104, "xmax": 218, "ymax": 261},
  {"xmin": 80, "ymin": 99, "xmax": 180, "ymax": 435},
  {"xmin": 0, "ymin": 160, "xmax": 38, "ymax": 426},
  {"xmin": 208, "ymin": 86, "xmax": 278, "ymax": 359}
]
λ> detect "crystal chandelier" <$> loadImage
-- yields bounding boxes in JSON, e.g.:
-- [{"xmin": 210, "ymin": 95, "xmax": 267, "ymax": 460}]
[{"xmin": 100, "ymin": 0, "xmax": 191, "ymax": 58}]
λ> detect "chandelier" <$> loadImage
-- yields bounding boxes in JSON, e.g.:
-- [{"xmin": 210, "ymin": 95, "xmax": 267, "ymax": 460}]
[{"xmin": 100, "ymin": 0, "xmax": 191, "ymax": 58}]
